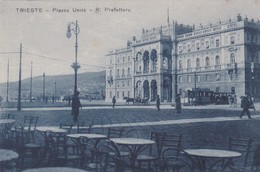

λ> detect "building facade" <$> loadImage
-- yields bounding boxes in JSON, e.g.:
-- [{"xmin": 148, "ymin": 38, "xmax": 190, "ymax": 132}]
[{"xmin": 106, "ymin": 14, "xmax": 260, "ymax": 102}]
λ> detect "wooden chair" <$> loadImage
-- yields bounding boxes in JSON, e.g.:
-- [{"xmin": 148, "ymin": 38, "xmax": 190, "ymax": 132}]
[
  {"xmin": 136, "ymin": 131, "xmax": 165, "ymax": 171},
  {"xmin": 124, "ymin": 128, "xmax": 140, "ymax": 138},
  {"xmin": 59, "ymin": 122, "xmax": 73, "ymax": 134},
  {"xmin": 161, "ymin": 148, "xmax": 193, "ymax": 172},
  {"xmin": 104, "ymin": 139, "xmax": 131, "ymax": 172},
  {"xmin": 107, "ymin": 127, "xmax": 124, "ymax": 139},
  {"xmin": 77, "ymin": 123, "xmax": 92, "ymax": 133},
  {"xmin": 50, "ymin": 132, "xmax": 84, "ymax": 168},
  {"xmin": 217, "ymin": 137, "xmax": 252, "ymax": 172}
]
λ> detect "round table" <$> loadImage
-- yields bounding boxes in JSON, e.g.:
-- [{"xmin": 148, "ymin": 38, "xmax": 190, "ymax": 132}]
[
  {"xmin": 0, "ymin": 149, "xmax": 19, "ymax": 162},
  {"xmin": 0, "ymin": 119, "xmax": 15, "ymax": 125},
  {"xmin": 110, "ymin": 138, "xmax": 155, "ymax": 169},
  {"xmin": 36, "ymin": 126, "xmax": 68, "ymax": 133},
  {"xmin": 184, "ymin": 149, "xmax": 241, "ymax": 172},
  {"xmin": 22, "ymin": 167, "xmax": 88, "ymax": 172}
]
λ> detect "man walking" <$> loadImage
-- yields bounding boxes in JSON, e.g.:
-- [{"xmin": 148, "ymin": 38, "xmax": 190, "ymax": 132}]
[
  {"xmin": 112, "ymin": 96, "xmax": 116, "ymax": 108},
  {"xmin": 239, "ymin": 95, "xmax": 252, "ymax": 119},
  {"xmin": 71, "ymin": 91, "xmax": 82, "ymax": 123},
  {"xmin": 156, "ymin": 95, "xmax": 160, "ymax": 111}
]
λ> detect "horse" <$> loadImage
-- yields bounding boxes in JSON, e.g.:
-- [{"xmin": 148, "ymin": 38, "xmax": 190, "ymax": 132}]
[{"xmin": 123, "ymin": 97, "xmax": 135, "ymax": 104}]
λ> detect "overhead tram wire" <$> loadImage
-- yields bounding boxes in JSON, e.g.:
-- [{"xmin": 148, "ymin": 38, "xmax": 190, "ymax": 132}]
[{"xmin": 23, "ymin": 51, "xmax": 106, "ymax": 69}]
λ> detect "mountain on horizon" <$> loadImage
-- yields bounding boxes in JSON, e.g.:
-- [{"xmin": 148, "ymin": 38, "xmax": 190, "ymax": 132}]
[{"xmin": 0, "ymin": 71, "xmax": 106, "ymax": 100}]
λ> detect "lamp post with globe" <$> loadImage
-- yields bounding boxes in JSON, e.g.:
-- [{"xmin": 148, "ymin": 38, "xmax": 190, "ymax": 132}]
[{"xmin": 66, "ymin": 20, "xmax": 80, "ymax": 93}]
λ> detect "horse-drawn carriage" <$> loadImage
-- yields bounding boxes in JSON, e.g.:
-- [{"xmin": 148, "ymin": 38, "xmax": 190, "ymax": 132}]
[{"xmin": 123, "ymin": 97, "xmax": 149, "ymax": 105}]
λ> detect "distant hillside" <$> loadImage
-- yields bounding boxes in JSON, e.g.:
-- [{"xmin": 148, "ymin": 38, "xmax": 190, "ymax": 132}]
[{"xmin": 0, "ymin": 71, "xmax": 105, "ymax": 100}]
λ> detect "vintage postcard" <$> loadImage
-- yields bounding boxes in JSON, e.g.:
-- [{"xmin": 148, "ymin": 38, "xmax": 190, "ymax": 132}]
[{"xmin": 0, "ymin": 0, "xmax": 260, "ymax": 171}]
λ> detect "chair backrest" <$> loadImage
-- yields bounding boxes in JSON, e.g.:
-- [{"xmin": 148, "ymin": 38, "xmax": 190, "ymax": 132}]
[
  {"xmin": 30, "ymin": 116, "xmax": 39, "ymax": 131},
  {"xmin": 107, "ymin": 128, "xmax": 123, "ymax": 139},
  {"xmin": 1, "ymin": 113, "xmax": 14, "ymax": 119},
  {"xmin": 77, "ymin": 123, "xmax": 92, "ymax": 133},
  {"xmin": 163, "ymin": 133, "xmax": 182, "ymax": 157},
  {"xmin": 90, "ymin": 117, "xmax": 105, "ymax": 134},
  {"xmin": 60, "ymin": 122, "xmax": 73, "ymax": 134},
  {"xmin": 124, "ymin": 128, "xmax": 140, "ymax": 138},
  {"xmin": 228, "ymin": 137, "xmax": 252, "ymax": 167},
  {"xmin": 23, "ymin": 116, "xmax": 32, "ymax": 129}
]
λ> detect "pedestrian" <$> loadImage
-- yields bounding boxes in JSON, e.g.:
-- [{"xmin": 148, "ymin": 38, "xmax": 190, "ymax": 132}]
[
  {"xmin": 156, "ymin": 95, "xmax": 160, "ymax": 111},
  {"xmin": 175, "ymin": 94, "xmax": 181, "ymax": 113},
  {"xmin": 112, "ymin": 96, "xmax": 116, "ymax": 108},
  {"xmin": 239, "ymin": 95, "xmax": 252, "ymax": 119},
  {"xmin": 228, "ymin": 95, "xmax": 233, "ymax": 108},
  {"xmin": 71, "ymin": 91, "xmax": 82, "ymax": 124},
  {"xmin": 249, "ymin": 95, "xmax": 256, "ymax": 111},
  {"xmin": 68, "ymin": 96, "xmax": 71, "ymax": 106},
  {"xmin": 233, "ymin": 95, "xmax": 237, "ymax": 108}
]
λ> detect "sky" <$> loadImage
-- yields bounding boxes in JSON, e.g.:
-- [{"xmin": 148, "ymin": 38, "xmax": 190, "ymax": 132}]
[{"xmin": 0, "ymin": 0, "xmax": 260, "ymax": 83}]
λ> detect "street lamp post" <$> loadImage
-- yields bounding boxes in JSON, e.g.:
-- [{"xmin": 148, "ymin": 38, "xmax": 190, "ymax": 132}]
[{"xmin": 66, "ymin": 20, "xmax": 80, "ymax": 93}]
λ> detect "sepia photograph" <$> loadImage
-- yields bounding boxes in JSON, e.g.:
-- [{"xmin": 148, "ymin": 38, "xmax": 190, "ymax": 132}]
[{"xmin": 0, "ymin": 0, "xmax": 260, "ymax": 171}]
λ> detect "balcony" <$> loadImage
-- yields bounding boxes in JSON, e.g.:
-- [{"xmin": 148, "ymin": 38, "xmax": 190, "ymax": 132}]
[
  {"xmin": 116, "ymin": 75, "xmax": 120, "ymax": 79},
  {"xmin": 121, "ymin": 75, "xmax": 125, "ymax": 78},
  {"xmin": 127, "ymin": 74, "xmax": 131, "ymax": 77}
]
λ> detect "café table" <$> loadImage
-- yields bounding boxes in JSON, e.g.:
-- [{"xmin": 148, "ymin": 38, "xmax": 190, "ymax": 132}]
[
  {"xmin": 184, "ymin": 149, "xmax": 242, "ymax": 172},
  {"xmin": 0, "ymin": 149, "xmax": 19, "ymax": 162},
  {"xmin": 22, "ymin": 167, "xmax": 88, "ymax": 172},
  {"xmin": 0, "ymin": 149, "xmax": 19, "ymax": 171},
  {"xmin": 110, "ymin": 137, "xmax": 155, "ymax": 170}
]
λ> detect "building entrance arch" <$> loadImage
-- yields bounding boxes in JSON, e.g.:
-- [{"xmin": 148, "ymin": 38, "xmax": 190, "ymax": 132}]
[
  {"xmin": 163, "ymin": 79, "xmax": 171, "ymax": 102},
  {"xmin": 150, "ymin": 80, "xmax": 157, "ymax": 101},
  {"xmin": 143, "ymin": 80, "xmax": 150, "ymax": 99}
]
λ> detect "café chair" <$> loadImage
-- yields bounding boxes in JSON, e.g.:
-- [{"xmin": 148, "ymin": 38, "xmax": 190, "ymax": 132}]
[
  {"xmin": 107, "ymin": 127, "xmax": 124, "ymax": 139},
  {"xmin": 1, "ymin": 113, "xmax": 15, "ymax": 119},
  {"xmin": 160, "ymin": 147, "xmax": 193, "ymax": 172},
  {"xmin": 59, "ymin": 122, "xmax": 73, "ymax": 134},
  {"xmin": 77, "ymin": 123, "xmax": 92, "ymax": 133},
  {"xmin": 90, "ymin": 117, "xmax": 105, "ymax": 134},
  {"xmin": 13, "ymin": 116, "xmax": 39, "ymax": 144},
  {"xmin": 136, "ymin": 131, "xmax": 165, "ymax": 171},
  {"xmin": 216, "ymin": 137, "xmax": 252, "ymax": 172},
  {"xmin": 124, "ymin": 128, "xmax": 140, "ymax": 138},
  {"xmin": 102, "ymin": 139, "xmax": 131, "ymax": 172},
  {"xmin": 50, "ymin": 132, "xmax": 84, "ymax": 167}
]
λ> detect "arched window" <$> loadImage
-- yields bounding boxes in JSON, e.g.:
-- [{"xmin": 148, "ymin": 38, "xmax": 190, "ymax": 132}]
[
  {"xmin": 187, "ymin": 59, "xmax": 191, "ymax": 70},
  {"xmin": 163, "ymin": 57, "xmax": 168, "ymax": 69},
  {"xmin": 205, "ymin": 57, "xmax": 210, "ymax": 68},
  {"xmin": 215, "ymin": 55, "xmax": 220, "ymax": 66},
  {"xmin": 196, "ymin": 58, "xmax": 200, "ymax": 68},
  {"xmin": 179, "ymin": 60, "xmax": 182, "ymax": 69},
  {"xmin": 143, "ymin": 51, "xmax": 149, "ymax": 72},
  {"xmin": 230, "ymin": 53, "xmax": 235, "ymax": 63}
]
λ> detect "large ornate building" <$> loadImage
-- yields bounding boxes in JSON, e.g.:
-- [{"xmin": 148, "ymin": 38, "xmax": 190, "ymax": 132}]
[{"xmin": 106, "ymin": 14, "xmax": 260, "ymax": 102}]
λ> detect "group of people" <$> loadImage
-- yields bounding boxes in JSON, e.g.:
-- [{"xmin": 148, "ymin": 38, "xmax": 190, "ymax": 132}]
[
  {"xmin": 155, "ymin": 94, "xmax": 182, "ymax": 113},
  {"xmin": 71, "ymin": 91, "xmax": 256, "ymax": 123},
  {"xmin": 228, "ymin": 95, "xmax": 238, "ymax": 108}
]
